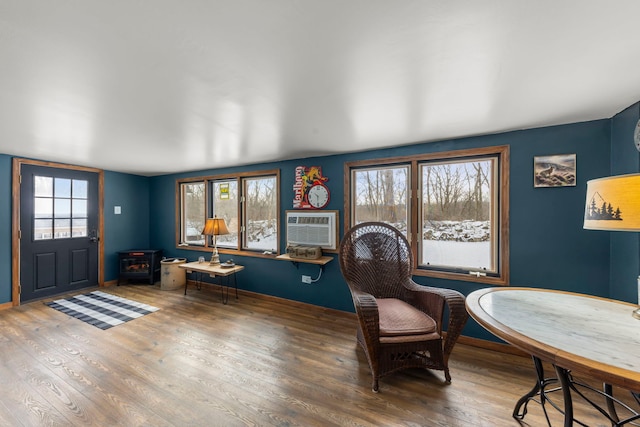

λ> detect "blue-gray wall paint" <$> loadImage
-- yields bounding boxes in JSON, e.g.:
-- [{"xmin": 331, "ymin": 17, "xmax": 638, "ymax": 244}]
[
  {"xmin": 103, "ymin": 171, "xmax": 152, "ymax": 281},
  {"xmin": 0, "ymin": 113, "xmax": 637, "ymax": 343},
  {"xmin": 610, "ymin": 102, "xmax": 640, "ymax": 302},
  {"xmin": 0, "ymin": 154, "xmax": 12, "ymax": 303},
  {"xmin": 147, "ymin": 119, "xmax": 615, "ymax": 341}
]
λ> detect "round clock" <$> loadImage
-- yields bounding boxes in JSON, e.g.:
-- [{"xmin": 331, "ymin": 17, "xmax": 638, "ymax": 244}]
[
  {"xmin": 307, "ymin": 184, "xmax": 330, "ymax": 209},
  {"xmin": 634, "ymin": 119, "xmax": 640, "ymax": 152}
]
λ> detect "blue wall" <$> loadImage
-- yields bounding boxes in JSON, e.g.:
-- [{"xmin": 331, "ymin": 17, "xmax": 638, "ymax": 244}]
[
  {"xmin": 610, "ymin": 102, "xmax": 640, "ymax": 302},
  {"xmin": 0, "ymin": 164, "xmax": 151, "ymax": 305},
  {"xmin": 0, "ymin": 112, "xmax": 637, "ymax": 343},
  {"xmin": 104, "ymin": 171, "xmax": 152, "ymax": 281},
  {"xmin": 0, "ymin": 154, "xmax": 12, "ymax": 303},
  {"xmin": 148, "ymin": 119, "xmax": 617, "ymax": 340}
]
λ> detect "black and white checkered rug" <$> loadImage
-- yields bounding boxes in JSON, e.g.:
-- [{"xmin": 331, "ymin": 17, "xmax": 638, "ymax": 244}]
[{"xmin": 46, "ymin": 291, "xmax": 159, "ymax": 330}]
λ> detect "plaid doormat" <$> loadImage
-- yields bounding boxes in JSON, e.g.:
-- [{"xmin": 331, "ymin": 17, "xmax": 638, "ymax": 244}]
[{"xmin": 46, "ymin": 290, "xmax": 159, "ymax": 330}]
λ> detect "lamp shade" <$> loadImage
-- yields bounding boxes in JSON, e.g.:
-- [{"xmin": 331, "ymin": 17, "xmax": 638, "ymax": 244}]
[
  {"xmin": 584, "ymin": 173, "xmax": 640, "ymax": 231},
  {"xmin": 201, "ymin": 216, "xmax": 230, "ymax": 236}
]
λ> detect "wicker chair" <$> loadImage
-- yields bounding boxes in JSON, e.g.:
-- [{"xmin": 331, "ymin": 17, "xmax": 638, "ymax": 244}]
[{"xmin": 339, "ymin": 222, "xmax": 468, "ymax": 392}]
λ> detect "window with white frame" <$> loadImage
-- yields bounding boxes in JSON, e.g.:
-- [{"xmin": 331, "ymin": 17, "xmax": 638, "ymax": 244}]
[{"xmin": 345, "ymin": 146, "xmax": 509, "ymax": 285}]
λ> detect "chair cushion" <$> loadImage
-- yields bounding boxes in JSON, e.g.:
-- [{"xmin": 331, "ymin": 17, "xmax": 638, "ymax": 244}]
[{"xmin": 377, "ymin": 298, "xmax": 437, "ymax": 337}]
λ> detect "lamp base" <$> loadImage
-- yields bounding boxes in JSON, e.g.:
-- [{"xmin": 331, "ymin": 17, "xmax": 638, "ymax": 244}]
[
  {"xmin": 633, "ymin": 308, "xmax": 640, "ymax": 320},
  {"xmin": 209, "ymin": 251, "xmax": 221, "ymax": 265}
]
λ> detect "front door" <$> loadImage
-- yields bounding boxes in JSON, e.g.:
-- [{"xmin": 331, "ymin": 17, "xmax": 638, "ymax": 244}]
[{"xmin": 19, "ymin": 163, "xmax": 101, "ymax": 302}]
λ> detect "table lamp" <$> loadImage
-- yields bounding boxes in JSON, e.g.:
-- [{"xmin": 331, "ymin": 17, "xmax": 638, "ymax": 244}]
[
  {"xmin": 584, "ymin": 173, "xmax": 640, "ymax": 319},
  {"xmin": 201, "ymin": 216, "xmax": 229, "ymax": 265}
]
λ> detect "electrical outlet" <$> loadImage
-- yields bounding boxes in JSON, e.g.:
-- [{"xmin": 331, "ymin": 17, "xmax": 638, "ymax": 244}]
[{"xmin": 301, "ymin": 275, "xmax": 312, "ymax": 284}]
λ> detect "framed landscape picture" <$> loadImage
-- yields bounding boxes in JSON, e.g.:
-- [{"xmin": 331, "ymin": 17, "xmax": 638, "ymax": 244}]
[{"xmin": 534, "ymin": 154, "xmax": 576, "ymax": 188}]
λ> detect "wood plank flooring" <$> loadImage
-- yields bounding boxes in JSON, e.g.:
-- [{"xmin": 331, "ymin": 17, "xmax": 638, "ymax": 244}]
[{"xmin": 0, "ymin": 283, "xmax": 633, "ymax": 426}]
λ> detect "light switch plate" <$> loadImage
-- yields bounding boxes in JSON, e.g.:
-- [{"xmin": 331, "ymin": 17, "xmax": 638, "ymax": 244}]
[{"xmin": 114, "ymin": 206, "xmax": 121, "ymax": 215}]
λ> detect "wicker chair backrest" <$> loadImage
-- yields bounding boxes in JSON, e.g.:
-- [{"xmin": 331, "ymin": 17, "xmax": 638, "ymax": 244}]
[{"xmin": 339, "ymin": 222, "xmax": 412, "ymax": 299}]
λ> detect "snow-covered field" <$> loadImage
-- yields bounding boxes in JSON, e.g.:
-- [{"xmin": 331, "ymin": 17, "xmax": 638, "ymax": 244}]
[
  {"xmin": 422, "ymin": 240, "xmax": 490, "ymax": 269},
  {"xmin": 219, "ymin": 219, "xmax": 492, "ymax": 269},
  {"xmin": 387, "ymin": 220, "xmax": 491, "ymax": 269}
]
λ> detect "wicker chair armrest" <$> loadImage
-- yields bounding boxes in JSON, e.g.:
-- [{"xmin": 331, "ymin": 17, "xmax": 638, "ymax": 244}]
[
  {"xmin": 351, "ymin": 289, "xmax": 380, "ymax": 343},
  {"xmin": 404, "ymin": 281, "xmax": 468, "ymax": 359}
]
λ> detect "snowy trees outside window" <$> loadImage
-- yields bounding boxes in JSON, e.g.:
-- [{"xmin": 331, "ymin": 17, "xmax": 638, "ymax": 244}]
[{"xmin": 346, "ymin": 145, "xmax": 509, "ymax": 285}]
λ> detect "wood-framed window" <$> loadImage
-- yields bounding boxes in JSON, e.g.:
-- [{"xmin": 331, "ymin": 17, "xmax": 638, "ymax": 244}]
[
  {"xmin": 345, "ymin": 145, "xmax": 509, "ymax": 285},
  {"xmin": 176, "ymin": 169, "xmax": 280, "ymax": 257}
]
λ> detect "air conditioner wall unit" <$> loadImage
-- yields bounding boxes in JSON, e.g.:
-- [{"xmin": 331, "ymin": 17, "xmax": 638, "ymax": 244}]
[{"xmin": 285, "ymin": 210, "xmax": 339, "ymax": 251}]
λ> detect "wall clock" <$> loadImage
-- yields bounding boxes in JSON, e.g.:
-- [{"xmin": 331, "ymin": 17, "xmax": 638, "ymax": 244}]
[
  {"xmin": 307, "ymin": 183, "xmax": 330, "ymax": 209},
  {"xmin": 635, "ymin": 118, "xmax": 640, "ymax": 152}
]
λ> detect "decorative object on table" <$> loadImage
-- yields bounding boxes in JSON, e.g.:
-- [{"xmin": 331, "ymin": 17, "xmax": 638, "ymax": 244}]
[
  {"xmin": 339, "ymin": 221, "xmax": 468, "ymax": 392},
  {"xmin": 533, "ymin": 154, "xmax": 576, "ymax": 187},
  {"xmin": 46, "ymin": 291, "xmax": 159, "ymax": 330},
  {"xmin": 201, "ymin": 216, "xmax": 229, "ymax": 265},
  {"xmin": 220, "ymin": 259, "xmax": 235, "ymax": 268},
  {"xmin": 292, "ymin": 165, "xmax": 330, "ymax": 209},
  {"xmin": 584, "ymin": 173, "xmax": 640, "ymax": 319},
  {"xmin": 286, "ymin": 244, "xmax": 322, "ymax": 260}
]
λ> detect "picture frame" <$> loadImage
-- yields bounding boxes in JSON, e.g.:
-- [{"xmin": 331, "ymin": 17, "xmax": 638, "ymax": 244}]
[{"xmin": 534, "ymin": 154, "xmax": 576, "ymax": 188}]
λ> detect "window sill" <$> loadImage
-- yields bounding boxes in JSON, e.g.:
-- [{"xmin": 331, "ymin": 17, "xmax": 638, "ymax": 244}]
[
  {"xmin": 175, "ymin": 245, "xmax": 279, "ymax": 260},
  {"xmin": 275, "ymin": 253, "xmax": 333, "ymax": 265},
  {"xmin": 413, "ymin": 268, "xmax": 509, "ymax": 286}
]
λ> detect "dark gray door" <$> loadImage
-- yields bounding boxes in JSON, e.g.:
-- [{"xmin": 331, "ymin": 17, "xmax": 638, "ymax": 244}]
[{"xmin": 20, "ymin": 164, "xmax": 99, "ymax": 302}]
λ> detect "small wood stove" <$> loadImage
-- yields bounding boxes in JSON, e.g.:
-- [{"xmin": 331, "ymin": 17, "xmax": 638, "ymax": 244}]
[{"xmin": 117, "ymin": 249, "xmax": 163, "ymax": 285}]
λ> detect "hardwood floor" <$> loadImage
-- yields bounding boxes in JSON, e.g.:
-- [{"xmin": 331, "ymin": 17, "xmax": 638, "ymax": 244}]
[{"xmin": 0, "ymin": 283, "xmax": 630, "ymax": 426}]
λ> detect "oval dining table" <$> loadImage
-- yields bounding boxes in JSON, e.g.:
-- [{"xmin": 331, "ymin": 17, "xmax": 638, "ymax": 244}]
[{"xmin": 466, "ymin": 287, "xmax": 640, "ymax": 427}]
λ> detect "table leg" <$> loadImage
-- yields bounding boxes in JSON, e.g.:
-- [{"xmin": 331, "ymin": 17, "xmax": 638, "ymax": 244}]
[
  {"xmin": 184, "ymin": 272, "xmax": 203, "ymax": 295},
  {"xmin": 554, "ymin": 365, "xmax": 574, "ymax": 427},
  {"xmin": 233, "ymin": 273, "xmax": 238, "ymax": 300},
  {"xmin": 514, "ymin": 356, "xmax": 558, "ymax": 425},
  {"xmin": 221, "ymin": 276, "xmax": 229, "ymax": 304},
  {"xmin": 605, "ymin": 383, "xmax": 620, "ymax": 424},
  {"xmin": 513, "ymin": 356, "xmax": 542, "ymax": 420},
  {"xmin": 601, "ymin": 384, "xmax": 640, "ymax": 426},
  {"xmin": 219, "ymin": 273, "xmax": 239, "ymax": 305}
]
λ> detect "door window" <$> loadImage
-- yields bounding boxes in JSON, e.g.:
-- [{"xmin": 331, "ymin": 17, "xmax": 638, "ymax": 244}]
[{"xmin": 34, "ymin": 176, "xmax": 89, "ymax": 240}]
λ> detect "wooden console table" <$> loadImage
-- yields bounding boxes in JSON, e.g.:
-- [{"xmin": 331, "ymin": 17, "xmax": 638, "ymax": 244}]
[
  {"xmin": 466, "ymin": 287, "xmax": 640, "ymax": 426},
  {"xmin": 179, "ymin": 261, "xmax": 244, "ymax": 304}
]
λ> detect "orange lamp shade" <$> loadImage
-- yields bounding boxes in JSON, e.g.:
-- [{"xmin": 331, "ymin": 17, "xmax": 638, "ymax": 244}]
[{"xmin": 584, "ymin": 173, "xmax": 640, "ymax": 232}]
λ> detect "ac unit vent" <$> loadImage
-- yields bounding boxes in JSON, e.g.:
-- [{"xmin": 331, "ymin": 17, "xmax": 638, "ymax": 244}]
[{"xmin": 286, "ymin": 211, "xmax": 337, "ymax": 250}]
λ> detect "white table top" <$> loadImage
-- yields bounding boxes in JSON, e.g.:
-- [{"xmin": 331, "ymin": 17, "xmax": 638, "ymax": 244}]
[{"xmin": 466, "ymin": 287, "xmax": 640, "ymax": 391}]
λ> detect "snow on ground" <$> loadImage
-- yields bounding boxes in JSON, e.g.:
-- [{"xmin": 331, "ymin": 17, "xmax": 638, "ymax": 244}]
[
  {"xmin": 423, "ymin": 240, "xmax": 490, "ymax": 269},
  {"xmin": 221, "ymin": 219, "xmax": 492, "ymax": 268},
  {"xmin": 391, "ymin": 220, "xmax": 491, "ymax": 269}
]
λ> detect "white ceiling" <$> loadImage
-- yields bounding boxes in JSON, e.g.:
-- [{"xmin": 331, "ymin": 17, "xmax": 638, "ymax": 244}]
[{"xmin": 2, "ymin": 1, "xmax": 640, "ymax": 176}]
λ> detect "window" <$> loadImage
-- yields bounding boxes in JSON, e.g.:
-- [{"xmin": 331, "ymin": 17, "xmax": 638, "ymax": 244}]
[
  {"xmin": 419, "ymin": 157, "xmax": 497, "ymax": 273},
  {"xmin": 34, "ymin": 176, "xmax": 88, "ymax": 240},
  {"xmin": 177, "ymin": 170, "xmax": 280, "ymax": 257},
  {"xmin": 351, "ymin": 165, "xmax": 410, "ymax": 238},
  {"xmin": 345, "ymin": 146, "xmax": 509, "ymax": 285},
  {"xmin": 212, "ymin": 179, "xmax": 238, "ymax": 248},
  {"xmin": 243, "ymin": 175, "xmax": 278, "ymax": 252},
  {"xmin": 179, "ymin": 181, "xmax": 206, "ymax": 245}
]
